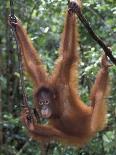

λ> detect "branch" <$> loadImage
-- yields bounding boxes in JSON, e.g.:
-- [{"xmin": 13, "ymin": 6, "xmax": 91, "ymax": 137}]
[
  {"xmin": 16, "ymin": 138, "xmax": 32, "ymax": 155},
  {"xmin": 68, "ymin": 2, "xmax": 116, "ymax": 65}
]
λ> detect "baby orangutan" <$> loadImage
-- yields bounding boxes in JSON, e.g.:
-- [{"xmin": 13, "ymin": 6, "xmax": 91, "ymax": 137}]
[{"xmin": 9, "ymin": 0, "xmax": 110, "ymax": 146}]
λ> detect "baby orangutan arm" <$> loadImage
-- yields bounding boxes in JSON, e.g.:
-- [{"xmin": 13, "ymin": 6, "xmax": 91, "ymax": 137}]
[
  {"xmin": 8, "ymin": 17, "xmax": 47, "ymax": 86},
  {"xmin": 90, "ymin": 55, "xmax": 110, "ymax": 132},
  {"xmin": 21, "ymin": 108, "xmax": 66, "ymax": 139}
]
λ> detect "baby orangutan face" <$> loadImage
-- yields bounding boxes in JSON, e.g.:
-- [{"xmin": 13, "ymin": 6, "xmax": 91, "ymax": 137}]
[{"xmin": 37, "ymin": 89, "xmax": 53, "ymax": 119}]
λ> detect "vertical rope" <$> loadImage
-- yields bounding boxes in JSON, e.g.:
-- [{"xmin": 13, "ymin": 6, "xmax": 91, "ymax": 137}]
[{"xmin": 9, "ymin": 0, "xmax": 30, "ymax": 109}]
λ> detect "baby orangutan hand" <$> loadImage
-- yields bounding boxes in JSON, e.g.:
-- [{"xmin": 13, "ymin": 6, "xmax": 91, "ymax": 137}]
[{"xmin": 20, "ymin": 107, "xmax": 36, "ymax": 132}]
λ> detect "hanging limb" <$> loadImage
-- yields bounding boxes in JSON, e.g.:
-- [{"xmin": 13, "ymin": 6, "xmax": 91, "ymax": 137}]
[{"xmin": 68, "ymin": 1, "xmax": 116, "ymax": 65}]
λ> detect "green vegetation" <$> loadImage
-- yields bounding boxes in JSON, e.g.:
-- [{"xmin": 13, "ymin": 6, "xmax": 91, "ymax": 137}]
[{"xmin": 0, "ymin": 0, "xmax": 116, "ymax": 154}]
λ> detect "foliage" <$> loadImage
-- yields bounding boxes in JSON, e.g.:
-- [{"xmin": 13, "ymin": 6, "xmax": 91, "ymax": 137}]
[{"xmin": 0, "ymin": 0, "xmax": 115, "ymax": 154}]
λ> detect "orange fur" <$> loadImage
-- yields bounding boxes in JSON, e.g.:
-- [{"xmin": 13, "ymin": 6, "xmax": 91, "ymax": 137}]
[{"xmin": 9, "ymin": 0, "xmax": 110, "ymax": 146}]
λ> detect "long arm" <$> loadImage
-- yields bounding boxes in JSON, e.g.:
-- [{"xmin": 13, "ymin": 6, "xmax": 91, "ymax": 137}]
[
  {"xmin": 90, "ymin": 55, "xmax": 110, "ymax": 132},
  {"xmin": 9, "ymin": 18, "xmax": 47, "ymax": 86},
  {"xmin": 29, "ymin": 124, "xmax": 66, "ymax": 140},
  {"xmin": 52, "ymin": 0, "xmax": 80, "ymax": 84},
  {"xmin": 21, "ymin": 108, "xmax": 66, "ymax": 140}
]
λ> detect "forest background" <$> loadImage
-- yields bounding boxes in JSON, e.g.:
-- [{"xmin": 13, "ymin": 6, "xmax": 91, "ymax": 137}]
[{"xmin": 0, "ymin": 0, "xmax": 116, "ymax": 154}]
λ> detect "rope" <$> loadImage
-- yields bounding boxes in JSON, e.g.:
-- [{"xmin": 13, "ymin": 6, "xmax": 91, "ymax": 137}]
[
  {"xmin": 10, "ymin": 0, "xmax": 14, "ymax": 17},
  {"xmin": 9, "ymin": 0, "xmax": 29, "ymax": 108},
  {"xmin": 68, "ymin": 1, "xmax": 116, "ymax": 65}
]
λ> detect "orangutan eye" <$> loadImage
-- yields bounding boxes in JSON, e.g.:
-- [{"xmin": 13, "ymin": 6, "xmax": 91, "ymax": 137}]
[
  {"xmin": 45, "ymin": 100, "xmax": 49, "ymax": 105},
  {"xmin": 39, "ymin": 101, "xmax": 43, "ymax": 105}
]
